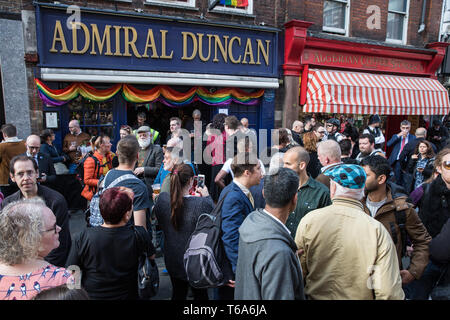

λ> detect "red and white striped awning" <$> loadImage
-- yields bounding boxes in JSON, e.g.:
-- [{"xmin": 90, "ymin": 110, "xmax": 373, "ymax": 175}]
[{"xmin": 303, "ymin": 69, "xmax": 450, "ymax": 115}]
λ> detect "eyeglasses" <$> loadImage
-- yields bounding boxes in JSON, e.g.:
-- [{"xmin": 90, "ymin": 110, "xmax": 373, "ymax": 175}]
[
  {"xmin": 27, "ymin": 146, "xmax": 40, "ymax": 150},
  {"xmin": 326, "ymin": 124, "xmax": 334, "ymax": 128},
  {"xmin": 443, "ymin": 160, "xmax": 450, "ymax": 170},
  {"xmin": 14, "ymin": 170, "xmax": 37, "ymax": 178},
  {"xmin": 42, "ymin": 222, "xmax": 58, "ymax": 234}
]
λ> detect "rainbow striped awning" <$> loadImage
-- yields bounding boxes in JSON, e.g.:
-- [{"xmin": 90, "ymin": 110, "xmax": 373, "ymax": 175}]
[{"xmin": 304, "ymin": 69, "xmax": 450, "ymax": 115}]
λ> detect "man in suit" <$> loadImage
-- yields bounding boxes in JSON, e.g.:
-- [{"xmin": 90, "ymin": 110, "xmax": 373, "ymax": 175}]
[
  {"xmin": 387, "ymin": 120, "xmax": 416, "ymax": 186},
  {"xmin": 133, "ymin": 126, "xmax": 164, "ymax": 202},
  {"xmin": 217, "ymin": 152, "xmax": 263, "ymax": 300},
  {"xmin": 23, "ymin": 134, "xmax": 57, "ymax": 188},
  {"xmin": 399, "ymin": 127, "xmax": 437, "ymax": 171}
]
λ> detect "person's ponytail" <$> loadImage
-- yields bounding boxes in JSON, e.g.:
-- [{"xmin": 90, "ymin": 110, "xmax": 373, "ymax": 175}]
[{"xmin": 170, "ymin": 163, "xmax": 194, "ymax": 231}]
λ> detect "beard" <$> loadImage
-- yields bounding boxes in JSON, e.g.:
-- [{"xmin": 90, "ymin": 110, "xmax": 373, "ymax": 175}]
[{"xmin": 138, "ymin": 137, "xmax": 151, "ymax": 149}]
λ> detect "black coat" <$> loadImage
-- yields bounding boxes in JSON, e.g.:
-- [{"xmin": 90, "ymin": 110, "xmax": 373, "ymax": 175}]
[
  {"xmin": 427, "ymin": 126, "xmax": 449, "ymax": 151},
  {"xmin": 418, "ymin": 175, "xmax": 450, "ymax": 238}
]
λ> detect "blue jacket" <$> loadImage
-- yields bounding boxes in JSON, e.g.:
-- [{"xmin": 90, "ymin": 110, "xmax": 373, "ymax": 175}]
[
  {"xmin": 219, "ymin": 182, "xmax": 254, "ymax": 274},
  {"xmin": 387, "ymin": 133, "xmax": 416, "ymax": 165}
]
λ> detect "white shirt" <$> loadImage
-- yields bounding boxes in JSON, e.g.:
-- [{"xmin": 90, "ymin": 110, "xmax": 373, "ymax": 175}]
[
  {"xmin": 222, "ymin": 158, "xmax": 266, "ymax": 179},
  {"xmin": 366, "ymin": 197, "xmax": 387, "ymax": 218},
  {"xmin": 263, "ymin": 209, "xmax": 291, "ymax": 235},
  {"xmin": 363, "ymin": 127, "xmax": 385, "ymax": 145}
]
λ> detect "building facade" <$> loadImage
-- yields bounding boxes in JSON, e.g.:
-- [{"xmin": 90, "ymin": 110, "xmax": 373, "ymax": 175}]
[{"xmin": 0, "ymin": 0, "xmax": 448, "ymax": 145}]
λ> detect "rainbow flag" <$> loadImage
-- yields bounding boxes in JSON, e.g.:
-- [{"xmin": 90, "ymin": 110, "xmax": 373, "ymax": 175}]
[{"xmin": 219, "ymin": 0, "xmax": 248, "ymax": 7}]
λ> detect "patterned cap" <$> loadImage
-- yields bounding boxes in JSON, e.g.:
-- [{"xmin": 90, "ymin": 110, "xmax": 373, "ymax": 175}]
[{"xmin": 324, "ymin": 164, "xmax": 366, "ymax": 189}]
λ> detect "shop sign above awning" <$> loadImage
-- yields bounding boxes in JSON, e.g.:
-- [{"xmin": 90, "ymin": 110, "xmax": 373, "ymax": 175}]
[{"xmin": 303, "ymin": 69, "xmax": 450, "ymax": 115}]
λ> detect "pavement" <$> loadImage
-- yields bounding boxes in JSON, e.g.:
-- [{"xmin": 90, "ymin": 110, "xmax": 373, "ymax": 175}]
[{"xmin": 68, "ymin": 209, "xmax": 173, "ymax": 300}]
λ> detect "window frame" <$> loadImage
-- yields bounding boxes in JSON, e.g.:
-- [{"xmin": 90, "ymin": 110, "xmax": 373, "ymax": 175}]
[
  {"xmin": 386, "ymin": 0, "xmax": 410, "ymax": 45},
  {"xmin": 145, "ymin": 0, "xmax": 196, "ymax": 9},
  {"xmin": 322, "ymin": 0, "xmax": 350, "ymax": 36},
  {"xmin": 209, "ymin": 0, "xmax": 254, "ymax": 16}
]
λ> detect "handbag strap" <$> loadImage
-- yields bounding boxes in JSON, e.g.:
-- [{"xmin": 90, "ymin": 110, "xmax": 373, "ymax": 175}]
[{"xmin": 435, "ymin": 264, "xmax": 450, "ymax": 287}]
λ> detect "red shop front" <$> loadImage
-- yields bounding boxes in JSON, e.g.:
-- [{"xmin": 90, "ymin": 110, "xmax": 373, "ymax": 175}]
[{"xmin": 282, "ymin": 20, "xmax": 450, "ymax": 154}]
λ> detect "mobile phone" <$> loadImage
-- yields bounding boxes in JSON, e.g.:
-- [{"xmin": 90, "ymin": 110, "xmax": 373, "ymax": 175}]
[{"xmin": 197, "ymin": 174, "xmax": 205, "ymax": 188}]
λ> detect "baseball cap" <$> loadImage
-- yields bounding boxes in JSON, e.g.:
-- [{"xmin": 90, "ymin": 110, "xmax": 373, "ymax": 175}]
[
  {"xmin": 324, "ymin": 164, "xmax": 366, "ymax": 189},
  {"xmin": 137, "ymin": 126, "xmax": 151, "ymax": 133}
]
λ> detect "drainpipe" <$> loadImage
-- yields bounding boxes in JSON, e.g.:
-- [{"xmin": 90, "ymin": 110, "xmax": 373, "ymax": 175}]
[{"xmin": 418, "ymin": 0, "xmax": 427, "ymax": 33}]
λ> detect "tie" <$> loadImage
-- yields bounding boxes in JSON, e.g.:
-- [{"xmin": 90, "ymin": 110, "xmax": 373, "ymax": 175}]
[
  {"xmin": 247, "ymin": 192, "xmax": 255, "ymax": 208},
  {"xmin": 400, "ymin": 137, "xmax": 406, "ymax": 154}
]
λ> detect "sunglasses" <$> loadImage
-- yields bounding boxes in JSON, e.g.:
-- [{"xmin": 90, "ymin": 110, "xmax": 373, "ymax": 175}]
[{"xmin": 443, "ymin": 161, "xmax": 450, "ymax": 170}]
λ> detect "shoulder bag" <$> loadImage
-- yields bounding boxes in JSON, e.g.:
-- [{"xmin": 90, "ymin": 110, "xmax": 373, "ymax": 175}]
[{"xmin": 133, "ymin": 226, "xmax": 159, "ymax": 299}]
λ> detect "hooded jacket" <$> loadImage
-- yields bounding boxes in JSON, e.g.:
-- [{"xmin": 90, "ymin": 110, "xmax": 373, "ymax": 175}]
[
  {"xmin": 235, "ymin": 209, "xmax": 305, "ymax": 300},
  {"xmin": 362, "ymin": 182, "xmax": 431, "ymax": 280}
]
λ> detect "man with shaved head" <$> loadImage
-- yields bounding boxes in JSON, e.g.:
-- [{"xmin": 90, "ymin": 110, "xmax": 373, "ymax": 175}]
[
  {"xmin": 291, "ymin": 121, "xmax": 304, "ymax": 146},
  {"xmin": 283, "ymin": 146, "xmax": 331, "ymax": 235},
  {"xmin": 22, "ymin": 134, "xmax": 57, "ymax": 187},
  {"xmin": 315, "ymin": 140, "xmax": 343, "ymax": 189},
  {"xmin": 63, "ymin": 119, "xmax": 91, "ymax": 174}
]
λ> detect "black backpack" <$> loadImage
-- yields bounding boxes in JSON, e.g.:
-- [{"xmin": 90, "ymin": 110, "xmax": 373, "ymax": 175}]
[
  {"xmin": 183, "ymin": 190, "xmax": 233, "ymax": 289},
  {"xmin": 75, "ymin": 152, "xmax": 106, "ymax": 188}
]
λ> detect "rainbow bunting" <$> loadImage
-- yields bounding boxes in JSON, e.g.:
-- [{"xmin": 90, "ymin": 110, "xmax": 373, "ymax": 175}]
[
  {"xmin": 219, "ymin": 0, "xmax": 248, "ymax": 7},
  {"xmin": 35, "ymin": 79, "xmax": 264, "ymax": 108}
]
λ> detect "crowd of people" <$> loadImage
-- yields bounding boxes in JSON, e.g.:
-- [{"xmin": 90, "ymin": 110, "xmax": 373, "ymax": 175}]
[{"xmin": 0, "ymin": 110, "xmax": 449, "ymax": 300}]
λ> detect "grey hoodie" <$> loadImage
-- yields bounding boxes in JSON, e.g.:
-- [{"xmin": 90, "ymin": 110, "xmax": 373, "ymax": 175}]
[{"xmin": 234, "ymin": 209, "xmax": 305, "ymax": 300}]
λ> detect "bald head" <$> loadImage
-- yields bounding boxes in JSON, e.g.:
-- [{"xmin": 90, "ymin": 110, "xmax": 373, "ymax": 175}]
[
  {"xmin": 292, "ymin": 120, "xmax": 304, "ymax": 134},
  {"xmin": 285, "ymin": 146, "xmax": 310, "ymax": 166},
  {"xmin": 26, "ymin": 134, "xmax": 41, "ymax": 157},
  {"xmin": 415, "ymin": 127, "xmax": 427, "ymax": 138},
  {"xmin": 69, "ymin": 120, "xmax": 81, "ymax": 135},
  {"xmin": 283, "ymin": 146, "xmax": 310, "ymax": 176},
  {"xmin": 317, "ymin": 140, "xmax": 341, "ymax": 166},
  {"xmin": 240, "ymin": 118, "xmax": 249, "ymax": 128}
]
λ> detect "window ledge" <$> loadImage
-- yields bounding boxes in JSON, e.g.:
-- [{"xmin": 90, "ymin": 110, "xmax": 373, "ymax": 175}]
[
  {"xmin": 386, "ymin": 38, "xmax": 406, "ymax": 45},
  {"xmin": 323, "ymin": 26, "xmax": 347, "ymax": 35},
  {"xmin": 208, "ymin": 9, "xmax": 255, "ymax": 18},
  {"xmin": 144, "ymin": 2, "xmax": 199, "ymax": 11}
]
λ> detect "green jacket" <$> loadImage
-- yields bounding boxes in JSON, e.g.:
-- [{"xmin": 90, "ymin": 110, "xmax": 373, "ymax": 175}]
[{"xmin": 286, "ymin": 176, "xmax": 332, "ymax": 236}]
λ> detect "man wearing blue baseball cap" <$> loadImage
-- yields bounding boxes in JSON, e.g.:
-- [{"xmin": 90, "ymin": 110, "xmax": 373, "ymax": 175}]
[{"xmin": 294, "ymin": 164, "xmax": 404, "ymax": 300}]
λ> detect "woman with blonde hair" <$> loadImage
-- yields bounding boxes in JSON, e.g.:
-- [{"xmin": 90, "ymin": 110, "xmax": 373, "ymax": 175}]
[
  {"xmin": 81, "ymin": 135, "xmax": 115, "ymax": 201},
  {"xmin": 303, "ymin": 131, "xmax": 321, "ymax": 178},
  {"xmin": 0, "ymin": 198, "xmax": 71, "ymax": 300}
]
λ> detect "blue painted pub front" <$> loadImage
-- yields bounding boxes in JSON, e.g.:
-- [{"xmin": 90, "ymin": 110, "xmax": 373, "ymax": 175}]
[{"xmin": 35, "ymin": 3, "xmax": 278, "ymax": 150}]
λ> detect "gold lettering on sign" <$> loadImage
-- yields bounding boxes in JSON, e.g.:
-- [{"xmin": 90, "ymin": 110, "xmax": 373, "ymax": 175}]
[
  {"xmin": 242, "ymin": 38, "xmax": 255, "ymax": 65},
  {"xmin": 228, "ymin": 36, "xmax": 242, "ymax": 64},
  {"xmin": 256, "ymin": 39, "xmax": 270, "ymax": 65},
  {"xmin": 90, "ymin": 24, "xmax": 113, "ymax": 56},
  {"xmin": 50, "ymin": 20, "xmax": 69, "ymax": 53},
  {"xmin": 123, "ymin": 27, "xmax": 141, "ymax": 58},
  {"xmin": 71, "ymin": 22, "xmax": 90, "ymax": 54},
  {"xmin": 213, "ymin": 35, "xmax": 228, "ymax": 63},
  {"xmin": 182, "ymin": 32, "xmax": 197, "ymax": 61},
  {"xmin": 142, "ymin": 29, "xmax": 159, "ymax": 58},
  {"xmin": 160, "ymin": 30, "xmax": 173, "ymax": 59},
  {"xmin": 197, "ymin": 33, "xmax": 213, "ymax": 62},
  {"xmin": 113, "ymin": 26, "xmax": 122, "ymax": 56}
]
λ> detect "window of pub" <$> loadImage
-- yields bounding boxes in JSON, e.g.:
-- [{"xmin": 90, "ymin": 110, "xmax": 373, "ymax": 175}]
[
  {"xmin": 67, "ymin": 95, "xmax": 115, "ymax": 140},
  {"xmin": 386, "ymin": 0, "xmax": 409, "ymax": 44},
  {"xmin": 323, "ymin": 0, "xmax": 350, "ymax": 35}
]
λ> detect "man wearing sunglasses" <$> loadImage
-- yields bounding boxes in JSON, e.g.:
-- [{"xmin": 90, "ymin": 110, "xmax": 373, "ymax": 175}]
[
  {"xmin": 1, "ymin": 155, "xmax": 71, "ymax": 268},
  {"xmin": 324, "ymin": 118, "xmax": 345, "ymax": 143}
]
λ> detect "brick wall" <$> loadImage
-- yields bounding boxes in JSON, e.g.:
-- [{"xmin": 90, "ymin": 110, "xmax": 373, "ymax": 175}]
[{"xmin": 299, "ymin": 0, "xmax": 443, "ymax": 45}]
